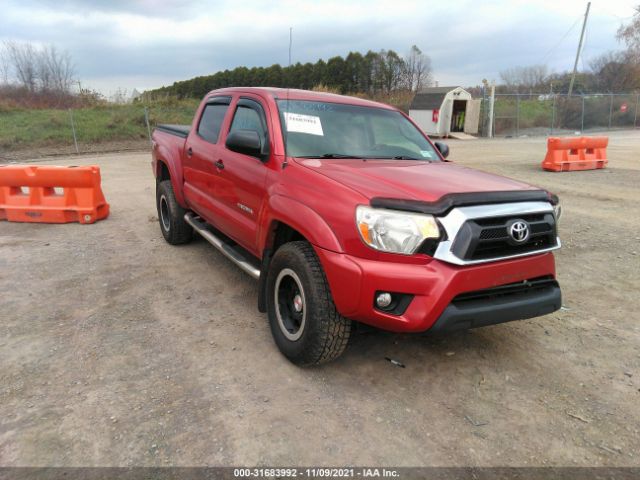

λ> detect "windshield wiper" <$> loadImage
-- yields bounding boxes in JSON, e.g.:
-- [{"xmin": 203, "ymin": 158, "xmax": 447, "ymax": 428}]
[{"xmin": 299, "ymin": 153, "xmax": 365, "ymax": 159}]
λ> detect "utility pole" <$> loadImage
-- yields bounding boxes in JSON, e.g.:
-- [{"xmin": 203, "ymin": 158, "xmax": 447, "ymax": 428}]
[{"xmin": 568, "ymin": 2, "xmax": 591, "ymax": 97}]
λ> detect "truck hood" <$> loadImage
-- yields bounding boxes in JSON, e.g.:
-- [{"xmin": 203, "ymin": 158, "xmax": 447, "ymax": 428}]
[{"xmin": 294, "ymin": 158, "xmax": 537, "ymax": 202}]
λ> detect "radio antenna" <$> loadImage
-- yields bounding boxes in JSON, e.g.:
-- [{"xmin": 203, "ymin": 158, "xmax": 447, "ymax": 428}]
[
  {"xmin": 283, "ymin": 27, "xmax": 292, "ymax": 169},
  {"xmin": 288, "ymin": 27, "xmax": 292, "ymax": 67}
]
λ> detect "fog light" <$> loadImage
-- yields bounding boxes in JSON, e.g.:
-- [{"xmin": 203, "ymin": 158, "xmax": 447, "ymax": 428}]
[{"xmin": 376, "ymin": 292, "xmax": 393, "ymax": 309}]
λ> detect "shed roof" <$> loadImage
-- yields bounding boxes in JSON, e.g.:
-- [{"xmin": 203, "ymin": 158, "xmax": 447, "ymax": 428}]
[{"xmin": 409, "ymin": 86, "xmax": 462, "ymax": 110}]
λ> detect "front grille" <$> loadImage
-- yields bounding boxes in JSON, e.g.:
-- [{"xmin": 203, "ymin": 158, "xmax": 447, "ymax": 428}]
[
  {"xmin": 451, "ymin": 212, "xmax": 558, "ymax": 261},
  {"xmin": 475, "ymin": 213, "xmax": 546, "ymax": 226},
  {"xmin": 453, "ymin": 276, "xmax": 558, "ymax": 305},
  {"xmin": 479, "ymin": 227, "xmax": 508, "ymax": 240}
]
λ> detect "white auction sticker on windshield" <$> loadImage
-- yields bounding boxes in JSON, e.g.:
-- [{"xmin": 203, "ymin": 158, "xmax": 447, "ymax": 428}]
[
  {"xmin": 420, "ymin": 150, "xmax": 434, "ymax": 158},
  {"xmin": 284, "ymin": 113, "xmax": 324, "ymax": 136}
]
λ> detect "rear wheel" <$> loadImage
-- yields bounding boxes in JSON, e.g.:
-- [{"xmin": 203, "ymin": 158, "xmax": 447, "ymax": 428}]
[
  {"xmin": 266, "ymin": 241, "xmax": 352, "ymax": 366},
  {"xmin": 156, "ymin": 180, "xmax": 193, "ymax": 245}
]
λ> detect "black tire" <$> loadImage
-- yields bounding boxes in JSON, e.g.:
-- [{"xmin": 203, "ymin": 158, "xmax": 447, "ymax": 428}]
[
  {"xmin": 266, "ymin": 241, "xmax": 352, "ymax": 366},
  {"xmin": 156, "ymin": 180, "xmax": 193, "ymax": 245}
]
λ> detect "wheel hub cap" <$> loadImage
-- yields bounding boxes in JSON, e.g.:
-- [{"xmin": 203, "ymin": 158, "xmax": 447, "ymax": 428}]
[
  {"xmin": 160, "ymin": 195, "xmax": 170, "ymax": 231},
  {"xmin": 293, "ymin": 294, "xmax": 303, "ymax": 312},
  {"xmin": 274, "ymin": 268, "xmax": 306, "ymax": 342}
]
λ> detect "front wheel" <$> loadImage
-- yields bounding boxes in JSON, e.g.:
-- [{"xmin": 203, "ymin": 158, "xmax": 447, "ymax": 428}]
[{"xmin": 266, "ymin": 241, "xmax": 352, "ymax": 366}]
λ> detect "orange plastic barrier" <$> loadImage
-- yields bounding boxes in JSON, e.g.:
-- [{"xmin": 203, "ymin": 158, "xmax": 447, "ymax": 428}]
[
  {"xmin": 0, "ymin": 165, "xmax": 109, "ymax": 224},
  {"xmin": 542, "ymin": 136, "xmax": 608, "ymax": 172}
]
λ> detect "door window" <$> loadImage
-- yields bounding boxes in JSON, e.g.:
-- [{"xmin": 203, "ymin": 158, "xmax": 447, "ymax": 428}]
[
  {"xmin": 197, "ymin": 100, "xmax": 230, "ymax": 143},
  {"xmin": 229, "ymin": 99, "xmax": 269, "ymax": 153}
]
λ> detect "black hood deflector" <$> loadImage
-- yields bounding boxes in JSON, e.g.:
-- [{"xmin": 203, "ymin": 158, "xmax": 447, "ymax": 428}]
[{"xmin": 370, "ymin": 190, "xmax": 558, "ymax": 216}]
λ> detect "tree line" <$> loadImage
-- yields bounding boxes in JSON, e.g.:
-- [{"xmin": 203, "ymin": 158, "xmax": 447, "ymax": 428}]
[{"xmin": 144, "ymin": 46, "xmax": 432, "ymax": 99}]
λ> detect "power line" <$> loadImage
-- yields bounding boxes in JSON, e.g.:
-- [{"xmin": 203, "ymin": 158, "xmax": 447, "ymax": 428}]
[
  {"xmin": 607, "ymin": 11, "xmax": 636, "ymax": 20},
  {"xmin": 538, "ymin": 15, "xmax": 583, "ymax": 66}
]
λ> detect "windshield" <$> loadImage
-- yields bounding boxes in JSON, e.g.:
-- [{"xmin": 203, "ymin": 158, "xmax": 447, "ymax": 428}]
[{"xmin": 276, "ymin": 100, "xmax": 440, "ymax": 161}]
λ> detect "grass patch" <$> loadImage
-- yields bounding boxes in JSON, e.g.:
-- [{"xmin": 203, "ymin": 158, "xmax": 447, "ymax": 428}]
[
  {"xmin": 0, "ymin": 99, "xmax": 200, "ymax": 151},
  {"xmin": 0, "ymin": 92, "xmax": 419, "ymax": 152}
]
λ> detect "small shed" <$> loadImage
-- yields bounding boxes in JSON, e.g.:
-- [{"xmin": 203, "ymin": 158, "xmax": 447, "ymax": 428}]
[{"xmin": 409, "ymin": 86, "xmax": 480, "ymax": 138}]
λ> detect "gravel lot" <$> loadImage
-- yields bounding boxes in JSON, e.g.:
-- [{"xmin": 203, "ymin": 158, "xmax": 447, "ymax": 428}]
[{"xmin": 1, "ymin": 132, "xmax": 639, "ymax": 467}]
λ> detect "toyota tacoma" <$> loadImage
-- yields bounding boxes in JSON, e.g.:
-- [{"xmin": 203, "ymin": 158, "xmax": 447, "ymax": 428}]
[{"xmin": 151, "ymin": 87, "xmax": 562, "ymax": 365}]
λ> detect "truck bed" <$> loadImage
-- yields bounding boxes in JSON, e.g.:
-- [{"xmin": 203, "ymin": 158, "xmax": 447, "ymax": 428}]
[{"xmin": 156, "ymin": 124, "xmax": 191, "ymax": 138}]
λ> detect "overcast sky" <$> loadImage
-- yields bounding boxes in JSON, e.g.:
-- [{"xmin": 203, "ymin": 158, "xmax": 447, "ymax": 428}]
[{"xmin": 1, "ymin": 0, "xmax": 637, "ymax": 96}]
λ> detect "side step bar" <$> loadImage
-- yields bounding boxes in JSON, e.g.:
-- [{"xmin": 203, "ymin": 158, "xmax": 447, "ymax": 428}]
[{"xmin": 184, "ymin": 212, "xmax": 261, "ymax": 280}]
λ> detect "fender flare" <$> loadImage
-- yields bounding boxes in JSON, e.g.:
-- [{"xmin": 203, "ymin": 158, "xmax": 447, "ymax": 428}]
[
  {"xmin": 256, "ymin": 195, "xmax": 344, "ymax": 312},
  {"xmin": 262, "ymin": 195, "xmax": 343, "ymax": 253},
  {"xmin": 155, "ymin": 144, "xmax": 187, "ymax": 207}
]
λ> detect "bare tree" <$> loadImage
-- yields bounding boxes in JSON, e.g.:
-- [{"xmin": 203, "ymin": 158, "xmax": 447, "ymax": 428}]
[
  {"xmin": 617, "ymin": 5, "xmax": 640, "ymax": 58},
  {"xmin": 37, "ymin": 48, "xmax": 53, "ymax": 91},
  {"xmin": 499, "ymin": 65, "xmax": 548, "ymax": 92},
  {"xmin": 404, "ymin": 45, "xmax": 432, "ymax": 91},
  {"xmin": 39, "ymin": 45, "xmax": 75, "ymax": 92},
  {"xmin": 1, "ymin": 41, "xmax": 75, "ymax": 93},
  {"xmin": 589, "ymin": 51, "xmax": 640, "ymax": 92},
  {"xmin": 0, "ymin": 48, "xmax": 10, "ymax": 84},
  {"xmin": 4, "ymin": 41, "xmax": 38, "ymax": 91},
  {"xmin": 380, "ymin": 50, "xmax": 405, "ymax": 93},
  {"xmin": 403, "ymin": 47, "xmax": 417, "ymax": 90}
]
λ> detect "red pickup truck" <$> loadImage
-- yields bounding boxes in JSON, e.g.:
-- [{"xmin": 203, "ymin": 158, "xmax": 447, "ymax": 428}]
[{"xmin": 151, "ymin": 87, "xmax": 562, "ymax": 365}]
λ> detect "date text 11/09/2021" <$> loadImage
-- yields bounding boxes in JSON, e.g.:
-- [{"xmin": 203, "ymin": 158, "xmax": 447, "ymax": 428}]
[{"xmin": 233, "ymin": 468, "xmax": 399, "ymax": 477}]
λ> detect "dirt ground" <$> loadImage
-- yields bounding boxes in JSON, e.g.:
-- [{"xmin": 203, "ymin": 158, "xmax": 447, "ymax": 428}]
[{"xmin": 1, "ymin": 131, "xmax": 639, "ymax": 467}]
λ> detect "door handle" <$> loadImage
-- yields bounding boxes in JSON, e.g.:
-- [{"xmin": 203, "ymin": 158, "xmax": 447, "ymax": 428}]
[
  {"xmin": 215, "ymin": 159, "xmax": 225, "ymax": 170},
  {"xmin": 186, "ymin": 147, "xmax": 193, "ymax": 157}
]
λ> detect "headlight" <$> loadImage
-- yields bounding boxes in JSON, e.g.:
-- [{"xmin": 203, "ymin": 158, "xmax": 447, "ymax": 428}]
[
  {"xmin": 356, "ymin": 205, "xmax": 441, "ymax": 255},
  {"xmin": 553, "ymin": 202, "xmax": 562, "ymax": 222}
]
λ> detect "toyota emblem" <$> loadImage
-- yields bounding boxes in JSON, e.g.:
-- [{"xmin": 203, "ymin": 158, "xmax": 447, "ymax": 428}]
[{"xmin": 509, "ymin": 220, "xmax": 530, "ymax": 243}]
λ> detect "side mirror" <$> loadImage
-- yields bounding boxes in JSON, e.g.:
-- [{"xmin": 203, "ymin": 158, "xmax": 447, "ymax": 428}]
[
  {"xmin": 226, "ymin": 130, "xmax": 262, "ymax": 158},
  {"xmin": 434, "ymin": 141, "xmax": 449, "ymax": 159}
]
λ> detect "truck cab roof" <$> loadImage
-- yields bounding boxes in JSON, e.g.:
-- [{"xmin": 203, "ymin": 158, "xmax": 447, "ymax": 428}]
[{"xmin": 204, "ymin": 87, "xmax": 396, "ymax": 110}]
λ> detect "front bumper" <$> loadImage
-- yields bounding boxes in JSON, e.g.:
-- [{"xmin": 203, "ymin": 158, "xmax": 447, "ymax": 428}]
[
  {"xmin": 315, "ymin": 247, "xmax": 560, "ymax": 333},
  {"xmin": 428, "ymin": 278, "xmax": 561, "ymax": 333}
]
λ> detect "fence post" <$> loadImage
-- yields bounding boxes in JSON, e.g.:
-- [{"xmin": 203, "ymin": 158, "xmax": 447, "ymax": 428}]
[
  {"xmin": 480, "ymin": 89, "xmax": 487, "ymax": 137},
  {"xmin": 634, "ymin": 94, "xmax": 639, "ymax": 129},
  {"xmin": 581, "ymin": 95, "xmax": 585, "ymax": 133},
  {"xmin": 550, "ymin": 96, "xmax": 556, "ymax": 135},
  {"xmin": 68, "ymin": 109, "xmax": 79, "ymax": 154},
  {"xmin": 488, "ymin": 83, "xmax": 495, "ymax": 138},
  {"xmin": 608, "ymin": 94, "xmax": 613, "ymax": 130},
  {"xmin": 516, "ymin": 94, "xmax": 520, "ymax": 137},
  {"xmin": 144, "ymin": 106, "xmax": 152, "ymax": 145}
]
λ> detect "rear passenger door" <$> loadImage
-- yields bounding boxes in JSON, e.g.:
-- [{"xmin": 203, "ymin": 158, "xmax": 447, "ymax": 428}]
[
  {"xmin": 183, "ymin": 96, "xmax": 231, "ymax": 225},
  {"xmin": 214, "ymin": 97, "xmax": 270, "ymax": 255}
]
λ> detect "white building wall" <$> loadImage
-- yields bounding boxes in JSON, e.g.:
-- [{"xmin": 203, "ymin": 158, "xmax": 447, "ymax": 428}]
[
  {"xmin": 439, "ymin": 99, "xmax": 452, "ymax": 136},
  {"xmin": 409, "ymin": 109, "xmax": 438, "ymax": 136},
  {"xmin": 410, "ymin": 87, "xmax": 476, "ymax": 137}
]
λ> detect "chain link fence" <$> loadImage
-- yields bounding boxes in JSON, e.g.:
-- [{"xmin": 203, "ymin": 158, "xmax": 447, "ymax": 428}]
[
  {"xmin": 479, "ymin": 93, "xmax": 640, "ymax": 137},
  {"xmin": 2, "ymin": 94, "xmax": 640, "ymax": 161}
]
